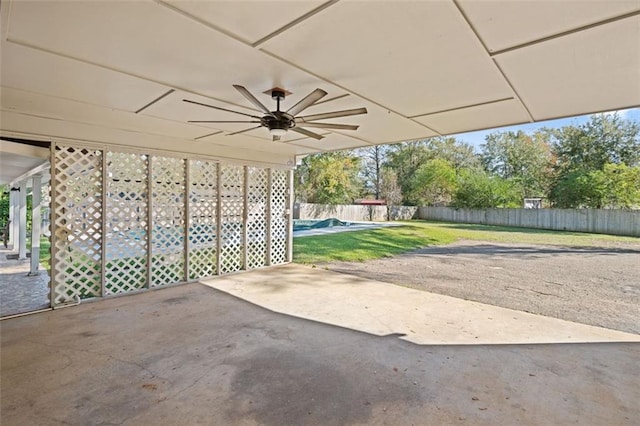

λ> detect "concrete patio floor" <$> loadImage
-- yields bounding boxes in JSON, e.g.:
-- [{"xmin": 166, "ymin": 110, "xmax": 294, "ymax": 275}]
[{"xmin": 2, "ymin": 264, "xmax": 639, "ymax": 425}]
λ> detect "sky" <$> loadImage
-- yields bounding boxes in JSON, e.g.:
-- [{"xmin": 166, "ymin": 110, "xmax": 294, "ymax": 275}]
[{"xmin": 451, "ymin": 107, "xmax": 640, "ymax": 151}]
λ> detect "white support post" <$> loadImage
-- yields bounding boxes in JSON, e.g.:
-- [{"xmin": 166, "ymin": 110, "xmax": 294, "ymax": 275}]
[
  {"xmin": 8, "ymin": 187, "xmax": 17, "ymax": 248},
  {"xmin": 18, "ymin": 180, "xmax": 28, "ymax": 260},
  {"xmin": 286, "ymin": 170, "xmax": 294, "ymax": 263},
  {"xmin": 29, "ymin": 175, "xmax": 42, "ymax": 275}
]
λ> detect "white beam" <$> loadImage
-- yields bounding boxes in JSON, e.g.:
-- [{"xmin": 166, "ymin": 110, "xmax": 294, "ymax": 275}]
[
  {"xmin": 18, "ymin": 180, "xmax": 27, "ymax": 260},
  {"xmin": 29, "ymin": 175, "xmax": 42, "ymax": 275}
]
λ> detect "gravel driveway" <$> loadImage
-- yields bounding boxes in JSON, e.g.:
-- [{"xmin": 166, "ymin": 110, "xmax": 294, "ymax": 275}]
[{"xmin": 326, "ymin": 240, "xmax": 640, "ymax": 335}]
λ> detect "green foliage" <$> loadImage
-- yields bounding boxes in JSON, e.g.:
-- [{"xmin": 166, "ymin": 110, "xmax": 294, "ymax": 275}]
[
  {"xmin": 386, "ymin": 137, "xmax": 479, "ymax": 204},
  {"xmin": 295, "ymin": 152, "xmax": 362, "ymax": 205},
  {"xmin": 549, "ymin": 164, "xmax": 640, "ymax": 208},
  {"xmin": 0, "ymin": 185, "xmax": 9, "ymax": 226},
  {"xmin": 548, "ymin": 113, "xmax": 640, "ymax": 208},
  {"xmin": 409, "ymin": 159, "xmax": 458, "ymax": 206},
  {"xmin": 452, "ymin": 168, "xmax": 521, "ymax": 208},
  {"xmin": 481, "ymin": 130, "xmax": 552, "ymax": 197},
  {"xmin": 551, "ymin": 113, "xmax": 640, "ymax": 172}
]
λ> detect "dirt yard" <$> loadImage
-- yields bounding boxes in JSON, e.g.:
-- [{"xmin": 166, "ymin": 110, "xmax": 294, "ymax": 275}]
[{"xmin": 326, "ymin": 240, "xmax": 640, "ymax": 335}]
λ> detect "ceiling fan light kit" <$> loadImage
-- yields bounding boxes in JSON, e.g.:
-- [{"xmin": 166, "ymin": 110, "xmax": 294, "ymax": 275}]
[{"xmin": 185, "ymin": 85, "xmax": 367, "ymax": 142}]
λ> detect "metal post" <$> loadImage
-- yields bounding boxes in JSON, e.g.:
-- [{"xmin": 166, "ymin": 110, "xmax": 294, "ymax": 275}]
[
  {"xmin": 18, "ymin": 179, "xmax": 27, "ymax": 260},
  {"xmin": 29, "ymin": 175, "xmax": 42, "ymax": 275}
]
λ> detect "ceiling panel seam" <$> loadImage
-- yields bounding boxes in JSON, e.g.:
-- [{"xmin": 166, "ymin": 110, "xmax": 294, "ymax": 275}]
[
  {"xmin": 409, "ymin": 97, "xmax": 514, "ymax": 118},
  {"xmin": 258, "ymin": 49, "xmax": 442, "ymax": 137},
  {"xmin": 153, "ymin": 0, "xmax": 253, "ymax": 45},
  {"xmin": 135, "ymin": 89, "xmax": 175, "ymax": 113},
  {"xmin": 490, "ymin": 10, "xmax": 640, "ymax": 57},
  {"xmin": 2, "ymin": 106, "xmax": 212, "ymax": 142},
  {"xmin": 1, "ymin": 84, "xmax": 230, "ymax": 136},
  {"xmin": 452, "ymin": 0, "xmax": 534, "ymax": 123},
  {"xmin": 251, "ymin": 0, "xmax": 340, "ymax": 48},
  {"xmin": 4, "ymin": 39, "xmax": 259, "ymax": 114},
  {"xmin": 194, "ymin": 131, "xmax": 223, "ymax": 140}
]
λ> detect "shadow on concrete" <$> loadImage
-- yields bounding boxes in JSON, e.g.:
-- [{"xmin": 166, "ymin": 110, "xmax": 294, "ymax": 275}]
[{"xmin": 1, "ymin": 283, "xmax": 639, "ymax": 425}]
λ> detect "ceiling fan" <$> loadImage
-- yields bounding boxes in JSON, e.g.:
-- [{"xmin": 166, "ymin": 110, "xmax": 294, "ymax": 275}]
[{"xmin": 184, "ymin": 85, "xmax": 367, "ymax": 141}]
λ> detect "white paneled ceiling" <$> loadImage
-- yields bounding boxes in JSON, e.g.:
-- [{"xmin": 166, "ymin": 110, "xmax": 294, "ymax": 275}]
[{"xmin": 1, "ymin": 0, "xmax": 639, "ymax": 168}]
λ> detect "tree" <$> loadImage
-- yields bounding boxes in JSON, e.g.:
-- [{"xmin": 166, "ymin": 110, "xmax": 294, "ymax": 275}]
[
  {"xmin": 379, "ymin": 168, "xmax": 403, "ymax": 220},
  {"xmin": 294, "ymin": 152, "xmax": 362, "ymax": 205},
  {"xmin": 548, "ymin": 113, "xmax": 640, "ymax": 208},
  {"xmin": 551, "ymin": 113, "xmax": 640, "ymax": 173},
  {"xmin": 549, "ymin": 164, "xmax": 640, "ymax": 209},
  {"xmin": 385, "ymin": 140, "xmax": 431, "ymax": 203},
  {"xmin": 452, "ymin": 168, "xmax": 521, "ymax": 208},
  {"xmin": 357, "ymin": 145, "xmax": 387, "ymax": 199},
  {"xmin": 385, "ymin": 137, "xmax": 479, "ymax": 204},
  {"xmin": 425, "ymin": 137, "xmax": 479, "ymax": 170},
  {"xmin": 480, "ymin": 130, "xmax": 552, "ymax": 197},
  {"xmin": 409, "ymin": 159, "xmax": 457, "ymax": 206}
]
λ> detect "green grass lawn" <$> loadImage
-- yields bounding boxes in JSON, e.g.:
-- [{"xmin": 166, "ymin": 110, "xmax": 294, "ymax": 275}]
[{"xmin": 293, "ymin": 220, "xmax": 640, "ymax": 264}]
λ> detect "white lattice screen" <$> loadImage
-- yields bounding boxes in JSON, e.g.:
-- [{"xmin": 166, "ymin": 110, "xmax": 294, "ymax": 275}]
[
  {"xmin": 51, "ymin": 142, "xmax": 291, "ymax": 307},
  {"xmin": 246, "ymin": 167, "xmax": 268, "ymax": 269},
  {"xmin": 52, "ymin": 146, "xmax": 103, "ymax": 304},
  {"xmin": 188, "ymin": 160, "xmax": 218, "ymax": 280},
  {"xmin": 105, "ymin": 152, "xmax": 149, "ymax": 294},
  {"xmin": 152, "ymin": 156, "xmax": 186, "ymax": 286},
  {"xmin": 220, "ymin": 164, "xmax": 245, "ymax": 274},
  {"xmin": 270, "ymin": 169, "xmax": 290, "ymax": 265}
]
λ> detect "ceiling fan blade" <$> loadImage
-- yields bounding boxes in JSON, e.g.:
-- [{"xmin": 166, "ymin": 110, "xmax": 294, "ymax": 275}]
[
  {"xmin": 233, "ymin": 85, "xmax": 276, "ymax": 118},
  {"xmin": 291, "ymin": 127, "xmax": 324, "ymax": 140},
  {"xmin": 296, "ymin": 122, "xmax": 359, "ymax": 131},
  {"xmin": 226, "ymin": 125, "xmax": 263, "ymax": 136},
  {"xmin": 296, "ymin": 107, "xmax": 368, "ymax": 122},
  {"xmin": 188, "ymin": 120, "xmax": 261, "ymax": 123},
  {"xmin": 183, "ymin": 99, "xmax": 262, "ymax": 119},
  {"xmin": 286, "ymin": 88, "xmax": 328, "ymax": 116}
]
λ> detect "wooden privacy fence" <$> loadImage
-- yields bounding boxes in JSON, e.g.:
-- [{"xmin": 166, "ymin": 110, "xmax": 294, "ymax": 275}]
[
  {"xmin": 295, "ymin": 203, "xmax": 639, "ymax": 237},
  {"xmin": 418, "ymin": 207, "xmax": 640, "ymax": 237},
  {"xmin": 294, "ymin": 203, "xmax": 418, "ymax": 222}
]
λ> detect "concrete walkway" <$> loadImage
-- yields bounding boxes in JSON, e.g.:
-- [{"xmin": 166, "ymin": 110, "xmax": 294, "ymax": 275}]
[
  {"xmin": 2, "ymin": 265, "xmax": 639, "ymax": 425},
  {"xmin": 0, "ymin": 247, "xmax": 50, "ymax": 317},
  {"xmin": 202, "ymin": 264, "xmax": 639, "ymax": 345}
]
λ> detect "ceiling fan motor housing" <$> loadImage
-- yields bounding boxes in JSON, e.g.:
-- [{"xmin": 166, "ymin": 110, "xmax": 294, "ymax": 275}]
[{"xmin": 263, "ymin": 112, "xmax": 295, "ymax": 131}]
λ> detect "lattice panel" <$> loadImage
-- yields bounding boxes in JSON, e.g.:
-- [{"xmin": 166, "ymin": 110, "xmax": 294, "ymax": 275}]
[
  {"xmin": 151, "ymin": 156, "xmax": 185, "ymax": 286},
  {"xmin": 105, "ymin": 152, "xmax": 148, "ymax": 294},
  {"xmin": 52, "ymin": 145, "xmax": 103, "ymax": 305},
  {"xmin": 220, "ymin": 164, "xmax": 245, "ymax": 273},
  {"xmin": 188, "ymin": 160, "xmax": 218, "ymax": 279},
  {"xmin": 246, "ymin": 167, "xmax": 268, "ymax": 269},
  {"xmin": 270, "ymin": 169, "xmax": 289, "ymax": 265}
]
